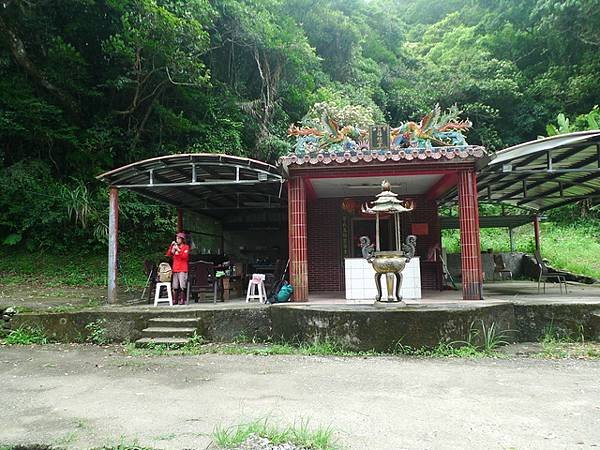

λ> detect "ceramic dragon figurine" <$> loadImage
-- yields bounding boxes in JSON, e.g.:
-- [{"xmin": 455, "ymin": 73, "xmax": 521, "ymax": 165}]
[{"xmin": 288, "ymin": 103, "xmax": 472, "ymax": 154}]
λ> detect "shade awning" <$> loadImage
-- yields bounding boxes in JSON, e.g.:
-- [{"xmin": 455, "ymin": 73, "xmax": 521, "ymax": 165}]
[
  {"xmin": 440, "ymin": 215, "xmax": 533, "ymax": 229},
  {"xmin": 96, "ymin": 153, "xmax": 285, "ymax": 219},
  {"xmin": 440, "ymin": 131, "xmax": 600, "ymax": 211}
]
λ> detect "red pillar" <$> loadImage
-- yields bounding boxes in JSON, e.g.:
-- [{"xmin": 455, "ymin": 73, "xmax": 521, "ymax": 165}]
[
  {"xmin": 288, "ymin": 177, "xmax": 309, "ymax": 301},
  {"xmin": 108, "ymin": 186, "xmax": 119, "ymax": 304},
  {"xmin": 177, "ymin": 208, "xmax": 183, "ymax": 232},
  {"xmin": 533, "ymin": 214, "xmax": 541, "ymax": 252},
  {"xmin": 458, "ymin": 170, "xmax": 483, "ymax": 300}
]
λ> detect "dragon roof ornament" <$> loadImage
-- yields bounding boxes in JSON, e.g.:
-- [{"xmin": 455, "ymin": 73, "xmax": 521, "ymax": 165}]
[{"xmin": 287, "ymin": 104, "xmax": 473, "ymax": 155}]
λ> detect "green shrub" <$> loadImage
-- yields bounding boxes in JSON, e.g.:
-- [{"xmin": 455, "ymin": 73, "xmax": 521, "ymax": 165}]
[
  {"xmin": 85, "ymin": 319, "xmax": 110, "ymax": 345},
  {"xmin": 4, "ymin": 326, "xmax": 48, "ymax": 344}
]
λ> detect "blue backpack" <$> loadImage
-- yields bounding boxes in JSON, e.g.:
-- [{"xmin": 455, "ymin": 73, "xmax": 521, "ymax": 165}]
[{"xmin": 274, "ymin": 282, "xmax": 294, "ymax": 303}]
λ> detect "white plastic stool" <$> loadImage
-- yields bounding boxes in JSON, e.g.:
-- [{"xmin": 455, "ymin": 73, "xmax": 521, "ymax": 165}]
[
  {"xmin": 246, "ymin": 274, "xmax": 266, "ymax": 303},
  {"xmin": 154, "ymin": 282, "xmax": 173, "ymax": 306}
]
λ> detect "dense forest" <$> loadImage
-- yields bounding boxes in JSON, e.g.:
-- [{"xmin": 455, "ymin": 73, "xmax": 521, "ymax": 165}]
[{"xmin": 1, "ymin": 0, "xmax": 600, "ymax": 254}]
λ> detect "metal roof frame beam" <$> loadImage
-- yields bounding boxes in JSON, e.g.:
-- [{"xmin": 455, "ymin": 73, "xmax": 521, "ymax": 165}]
[
  {"xmin": 492, "ymin": 153, "xmax": 599, "ymax": 203},
  {"xmin": 478, "ymin": 144, "xmax": 588, "ymax": 199}
]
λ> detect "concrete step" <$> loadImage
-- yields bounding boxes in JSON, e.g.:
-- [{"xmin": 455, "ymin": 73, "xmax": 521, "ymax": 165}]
[
  {"xmin": 141, "ymin": 327, "xmax": 197, "ymax": 338},
  {"xmin": 148, "ymin": 317, "xmax": 199, "ymax": 327},
  {"xmin": 135, "ymin": 337, "xmax": 190, "ymax": 348}
]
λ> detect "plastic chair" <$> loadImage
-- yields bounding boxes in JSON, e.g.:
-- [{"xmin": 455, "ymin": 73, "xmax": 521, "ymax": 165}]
[
  {"xmin": 246, "ymin": 274, "xmax": 267, "ymax": 303},
  {"xmin": 534, "ymin": 250, "xmax": 568, "ymax": 294},
  {"xmin": 493, "ymin": 254, "xmax": 513, "ymax": 281},
  {"xmin": 154, "ymin": 282, "xmax": 173, "ymax": 306}
]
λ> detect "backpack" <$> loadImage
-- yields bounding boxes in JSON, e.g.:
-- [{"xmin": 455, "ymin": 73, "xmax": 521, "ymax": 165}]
[
  {"xmin": 158, "ymin": 262, "xmax": 172, "ymax": 282},
  {"xmin": 273, "ymin": 282, "xmax": 294, "ymax": 303}
]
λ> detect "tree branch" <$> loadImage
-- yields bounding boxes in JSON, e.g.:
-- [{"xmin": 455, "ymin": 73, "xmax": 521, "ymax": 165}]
[{"xmin": 0, "ymin": 13, "xmax": 79, "ymax": 115}]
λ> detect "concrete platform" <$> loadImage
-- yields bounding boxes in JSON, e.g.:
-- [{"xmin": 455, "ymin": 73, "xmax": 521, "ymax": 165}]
[{"xmin": 6, "ymin": 282, "xmax": 600, "ymax": 350}]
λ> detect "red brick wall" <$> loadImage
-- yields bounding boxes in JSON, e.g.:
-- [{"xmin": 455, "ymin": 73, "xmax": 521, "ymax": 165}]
[
  {"xmin": 403, "ymin": 197, "xmax": 442, "ymax": 290},
  {"xmin": 402, "ymin": 197, "xmax": 441, "ymax": 258},
  {"xmin": 307, "ymin": 198, "xmax": 344, "ymax": 292},
  {"xmin": 306, "ymin": 196, "xmax": 442, "ymax": 293}
]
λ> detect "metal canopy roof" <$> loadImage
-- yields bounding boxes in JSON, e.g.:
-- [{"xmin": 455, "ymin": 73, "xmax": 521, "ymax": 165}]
[
  {"xmin": 441, "ymin": 131, "xmax": 600, "ymax": 212},
  {"xmin": 440, "ymin": 215, "xmax": 533, "ymax": 230},
  {"xmin": 96, "ymin": 153, "xmax": 285, "ymax": 219}
]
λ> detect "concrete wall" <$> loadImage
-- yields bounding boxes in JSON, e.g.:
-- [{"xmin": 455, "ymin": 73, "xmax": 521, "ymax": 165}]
[
  {"xmin": 10, "ymin": 308, "xmax": 272, "ymax": 344},
  {"xmin": 270, "ymin": 304, "xmax": 516, "ymax": 350},
  {"xmin": 9, "ymin": 302, "xmax": 600, "ymax": 350},
  {"xmin": 447, "ymin": 252, "xmax": 525, "ymax": 280}
]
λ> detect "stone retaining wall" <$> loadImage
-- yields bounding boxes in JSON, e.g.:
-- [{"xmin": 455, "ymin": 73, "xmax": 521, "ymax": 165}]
[
  {"xmin": 513, "ymin": 303, "xmax": 600, "ymax": 341},
  {"xmin": 9, "ymin": 307, "xmax": 272, "ymax": 344},
  {"xmin": 8, "ymin": 302, "xmax": 600, "ymax": 350},
  {"xmin": 0, "ymin": 306, "xmax": 16, "ymax": 338},
  {"xmin": 270, "ymin": 304, "xmax": 516, "ymax": 351}
]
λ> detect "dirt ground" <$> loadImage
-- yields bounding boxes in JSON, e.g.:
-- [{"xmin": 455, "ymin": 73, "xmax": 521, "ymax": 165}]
[
  {"xmin": 0, "ymin": 345, "xmax": 599, "ymax": 450},
  {"xmin": 0, "ymin": 285, "xmax": 139, "ymax": 310}
]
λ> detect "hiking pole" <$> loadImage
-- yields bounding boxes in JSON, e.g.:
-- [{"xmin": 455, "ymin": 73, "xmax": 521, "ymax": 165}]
[{"xmin": 139, "ymin": 271, "xmax": 152, "ymax": 301}]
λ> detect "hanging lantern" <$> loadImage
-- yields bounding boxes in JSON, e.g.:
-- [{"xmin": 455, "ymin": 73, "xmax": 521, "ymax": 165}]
[
  {"xmin": 403, "ymin": 199, "xmax": 416, "ymax": 210},
  {"xmin": 341, "ymin": 198, "xmax": 358, "ymax": 215}
]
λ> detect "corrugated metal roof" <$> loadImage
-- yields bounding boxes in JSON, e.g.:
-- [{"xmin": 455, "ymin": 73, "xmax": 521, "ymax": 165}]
[
  {"xmin": 96, "ymin": 153, "xmax": 285, "ymax": 219},
  {"xmin": 441, "ymin": 131, "xmax": 600, "ymax": 211}
]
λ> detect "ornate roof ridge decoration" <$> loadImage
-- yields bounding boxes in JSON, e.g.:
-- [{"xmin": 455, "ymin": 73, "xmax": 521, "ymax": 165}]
[
  {"xmin": 279, "ymin": 145, "xmax": 487, "ymax": 167},
  {"xmin": 285, "ymin": 104, "xmax": 478, "ymax": 159}
]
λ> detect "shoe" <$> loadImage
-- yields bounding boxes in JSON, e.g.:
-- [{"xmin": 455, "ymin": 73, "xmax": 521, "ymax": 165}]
[
  {"xmin": 172, "ymin": 289, "xmax": 180, "ymax": 305},
  {"xmin": 180, "ymin": 290, "xmax": 187, "ymax": 305}
]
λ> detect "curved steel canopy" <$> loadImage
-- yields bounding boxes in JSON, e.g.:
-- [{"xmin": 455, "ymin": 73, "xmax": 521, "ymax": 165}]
[
  {"xmin": 441, "ymin": 131, "xmax": 600, "ymax": 212},
  {"xmin": 96, "ymin": 153, "xmax": 285, "ymax": 219}
]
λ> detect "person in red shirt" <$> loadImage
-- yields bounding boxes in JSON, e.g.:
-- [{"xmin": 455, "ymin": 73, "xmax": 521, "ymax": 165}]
[{"xmin": 165, "ymin": 232, "xmax": 190, "ymax": 305}]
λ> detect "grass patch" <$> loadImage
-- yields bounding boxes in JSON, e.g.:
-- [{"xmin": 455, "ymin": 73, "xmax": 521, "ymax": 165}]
[
  {"xmin": 443, "ymin": 221, "xmax": 600, "ymax": 280},
  {"xmin": 537, "ymin": 322, "xmax": 600, "ymax": 359},
  {"xmin": 213, "ymin": 418, "xmax": 338, "ymax": 449},
  {"xmin": 393, "ymin": 320, "xmax": 514, "ymax": 358},
  {"xmin": 538, "ymin": 341, "xmax": 600, "ymax": 359},
  {"xmin": 0, "ymin": 249, "xmax": 150, "ymax": 288},
  {"xmin": 3, "ymin": 326, "xmax": 48, "ymax": 345},
  {"xmin": 125, "ymin": 336, "xmax": 379, "ymax": 358},
  {"xmin": 124, "ymin": 324, "xmax": 513, "ymax": 359}
]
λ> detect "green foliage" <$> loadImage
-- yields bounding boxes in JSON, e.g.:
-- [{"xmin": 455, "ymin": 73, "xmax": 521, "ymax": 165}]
[
  {"xmin": 442, "ymin": 217, "xmax": 600, "ymax": 280},
  {"xmin": 0, "ymin": 249, "xmax": 150, "ymax": 287},
  {"xmin": 546, "ymin": 105, "xmax": 600, "ymax": 136},
  {"xmin": 393, "ymin": 321, "xmax": 512, "ymax": 358},
  {"xmin": 538, "ymin": 322, "xmax": 600, "ymax": 359},
  {"xmin": 4, "ymin": 326, "xmax": 48, "ymax": 345},
  {"xmin": 85, "ymin": 319, "xmax": 110, "ymax": 345},
  {"xmin": 1, "ymin": 0, "xmax": 600, "ymax": 256},
  {"xmin": 213, "ymin": 418, "xmax": 338, "ymax": 450}
]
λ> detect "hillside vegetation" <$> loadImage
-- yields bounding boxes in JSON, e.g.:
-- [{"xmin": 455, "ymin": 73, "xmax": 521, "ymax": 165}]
[{"xmin": 1, "ymin": 0, "xmax": 599, "ymax": 282}]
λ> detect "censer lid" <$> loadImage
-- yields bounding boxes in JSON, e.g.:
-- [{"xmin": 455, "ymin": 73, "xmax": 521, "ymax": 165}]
[{"xmin": 362, "ymin": 180, "xmax": 412, "ymax": 214}]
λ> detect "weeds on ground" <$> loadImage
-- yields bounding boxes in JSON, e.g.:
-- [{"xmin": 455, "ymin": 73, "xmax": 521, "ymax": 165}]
[
  {"xmin": 1, "ymin": 251, "xmax": 149, "ymax": 288},
  {"xmin": 124, "ymin": 323, "xmax": 516, "ymax": 359},
  {"xmin": 124, "ymin": 325, "xmax": 515, "ymax": 359},
  {"xmin": 94, "ymin": 435, "xmax": 157, "ymax": 449},
  {"xmin": 49, "ymin": 299, "xmax": 102, "ymax": 313},
  {"xmin": 213, "ymin": 418, "xmax": 338, "ymax": 450},
  {"xmin": 392, "ymin": 321, "xmax": 513, "ymax": 358},
  {"xmin": 538, "ymin": 323, "xmax": 600, "ymax": 359},
  {"xmin": 125, "ymin": 335, "xmax": 378, "ymax": 358},
  {"xmin": 3, "ymin": 326, "xmax": 48, "ymax": 344},
  {"xmin": 96, "ymin": 445, "xmax": 156, "ymax": 450},
  {"xmin": 85, "ymin": 319, "xmax": 110, "ymax": 345}
]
